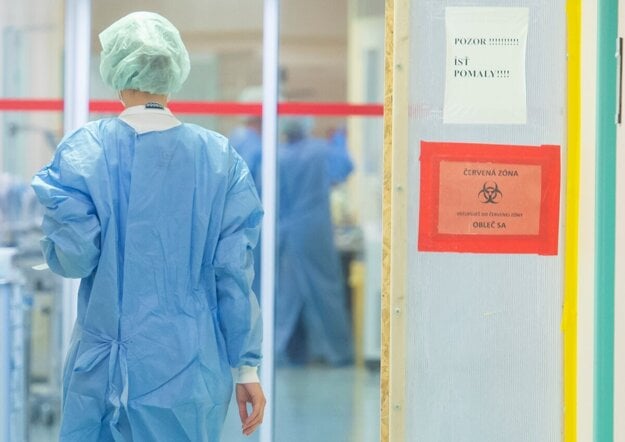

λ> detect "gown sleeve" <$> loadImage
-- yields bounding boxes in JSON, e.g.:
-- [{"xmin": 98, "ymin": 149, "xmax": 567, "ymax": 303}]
[
  {"xmin": 31, "ymin": 136, "xmax": 101, "ymax": 279},
  {"xmin": 213, "ymin": 151, "xmax": 264, "ymax": 369}
]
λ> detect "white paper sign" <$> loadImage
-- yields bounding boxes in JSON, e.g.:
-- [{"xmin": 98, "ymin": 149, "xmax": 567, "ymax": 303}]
[{"xmin": 443, "ymin": 7, "xmax": 529, "ymax": 125}]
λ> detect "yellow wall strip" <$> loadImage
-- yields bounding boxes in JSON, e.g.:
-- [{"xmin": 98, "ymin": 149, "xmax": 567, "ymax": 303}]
[{"xmin": 564, "ymin": 1, "xmax": 581, "ymax": 441}]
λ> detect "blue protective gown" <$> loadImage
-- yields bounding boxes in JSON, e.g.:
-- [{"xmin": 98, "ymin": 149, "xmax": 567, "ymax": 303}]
[
  {"xmin": 32, "ymin": 118, "xmax": 263, "ymax": 441},
  {"xmin": 228, "ymin": 126, "xmax": 262, "ymax": 191},
  {"xmin": 228, "ymin": 125, "xmax": 262, "ymax": 297},
  {"xmin": 326, "ymin": 127, "xmax": 354, "ymax": 185},
  {"xmin": 276, "ymin": 137, "xmax": 353, "ymax": 365}
]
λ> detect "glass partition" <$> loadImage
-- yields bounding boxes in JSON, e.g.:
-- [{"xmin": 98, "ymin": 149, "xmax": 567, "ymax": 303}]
[
  {"xmin": 0, "ymin": 1, "xmax": 65, "ymax": 441},
  {"xmin": 272, "ymin": 0, "xmax": 382, "ymax": 440},
  {"xmin": 0, "ymin": 1, "xmax": 383, "ymax": 440},
  {"xmin": 89, "ymin": 2, "xmax": 383, "ymax": 441}
]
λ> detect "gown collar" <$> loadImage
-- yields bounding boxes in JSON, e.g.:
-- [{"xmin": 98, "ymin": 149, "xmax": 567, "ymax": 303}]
[{"xmin": 118, "ymin": 105, "xmax": 182, "ymax": 134}]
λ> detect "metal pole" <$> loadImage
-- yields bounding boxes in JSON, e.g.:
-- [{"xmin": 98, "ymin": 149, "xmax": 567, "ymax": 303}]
[
  {"xmin": 260, "ymin": 0, "xmax": 279, "ymax": 440},
  {"xmin": 61, "ymin": 0, "xmax": 91, "ymax": 359}
]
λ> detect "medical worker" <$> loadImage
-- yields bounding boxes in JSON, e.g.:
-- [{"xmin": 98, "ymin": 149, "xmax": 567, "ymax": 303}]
[
  {"xmin": 31, "ymin": 12, "xmax": 265, "ymax": 441},
  {"xmin": 275, "ymin": 117, "xmax": 354, "ymax": 365}
]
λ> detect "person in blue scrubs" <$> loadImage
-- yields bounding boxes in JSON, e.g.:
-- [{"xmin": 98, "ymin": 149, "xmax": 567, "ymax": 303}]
[
  {"xmin": 275, "ymin": 117, "xmax": 354, "ymax": 366},
  {"xmin": 31, "ymin": 12, "xmax": 265, "ymax": 441}
]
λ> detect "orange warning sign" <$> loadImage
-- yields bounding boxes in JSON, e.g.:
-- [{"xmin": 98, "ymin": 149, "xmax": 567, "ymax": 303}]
[{"xmin": 419, "ymin": 141, "xmax": 560, "ymax": 255}]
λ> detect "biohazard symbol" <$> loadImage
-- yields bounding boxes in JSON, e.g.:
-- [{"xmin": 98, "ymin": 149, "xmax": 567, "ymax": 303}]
[{"xmin": 478, "ymin": 181, "xmax": 503, "ymax": 204}]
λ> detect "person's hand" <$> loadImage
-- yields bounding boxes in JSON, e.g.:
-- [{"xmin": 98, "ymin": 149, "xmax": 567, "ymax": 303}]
[{"xmin": 236, "ymin": 382, "xmax": 266, "ymax": 436}]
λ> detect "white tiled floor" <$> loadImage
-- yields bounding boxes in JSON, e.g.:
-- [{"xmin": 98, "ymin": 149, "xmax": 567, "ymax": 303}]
[{"xmin": 29, "ymin": 364, "xmax": 380, "ymax": 442}]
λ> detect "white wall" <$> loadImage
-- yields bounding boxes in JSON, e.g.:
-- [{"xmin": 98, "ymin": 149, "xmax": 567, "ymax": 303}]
[
  {"xmin": 579, "ymin": 1, "xmax": 597, "ymax": 440},
  {"xmin": 404, "ymin": 2, "xmax": 566, "ymax": 440},
  {"xmin": 347, "ymin": 11, "xmax": 384, "ymax": 361}
]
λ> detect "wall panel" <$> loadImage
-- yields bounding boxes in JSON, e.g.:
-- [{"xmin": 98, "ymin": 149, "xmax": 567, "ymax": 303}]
[{"xmin": 395, "ymin": 1, "xmax": 567, "ymax": 440}]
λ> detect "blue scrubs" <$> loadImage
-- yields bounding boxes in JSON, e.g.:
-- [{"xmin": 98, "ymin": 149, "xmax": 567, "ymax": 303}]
[
  {"xmin": 32, "ymin": 119, "xmax": 263, "ymax": 441},
  {"xmin": 228, "ymin": 126, "xmax": 262, "ymax": 191},
  {"xmin": 326, "ymin": 127, "xmax": 354, "ymax": 185},
  {"xmin": 228, "ymin": 125, "xmax": 262, "ymax": 298},
  {"xmin": 276, "ymin": 138, "xmax": 353, "ymax": 365}
]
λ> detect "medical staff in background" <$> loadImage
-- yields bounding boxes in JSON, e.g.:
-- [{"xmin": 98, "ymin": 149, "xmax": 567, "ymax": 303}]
[
  {"xmin": 229, "ymin": 90, "xmax": 355, "ymax": 309},
  {"xmin": 31, "ymin": 12, "xmax": 265, "ymax": 441},
  {"xmin": 275, "ymin": 116, "xmax": 354, "ymax": 366}
]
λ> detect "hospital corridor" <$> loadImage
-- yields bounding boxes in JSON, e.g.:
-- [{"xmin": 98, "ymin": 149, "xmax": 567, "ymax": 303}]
[{"xmin": 2, "ymin": 1, "xmax": 625, "ymax": 442}]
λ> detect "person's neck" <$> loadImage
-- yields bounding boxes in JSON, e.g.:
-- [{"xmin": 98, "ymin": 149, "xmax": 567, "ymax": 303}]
[{"xmin": 120, "ymin": 89, "xmax": 168, "ymax": 108}]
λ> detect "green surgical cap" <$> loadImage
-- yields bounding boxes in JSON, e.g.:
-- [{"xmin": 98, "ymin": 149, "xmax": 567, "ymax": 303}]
[{"xmin": 99, "ymin": 12, "xmax": 190, "ymax": 95}]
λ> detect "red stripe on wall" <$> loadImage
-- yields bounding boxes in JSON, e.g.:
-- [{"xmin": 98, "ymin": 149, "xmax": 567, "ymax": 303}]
[
  {"xmin": 0, "ymin": 99, "xmax": 63, "ymax": 111},
  {"xmin": 0, "ymin": 99, "xmax": 384, "ymax": 117}
]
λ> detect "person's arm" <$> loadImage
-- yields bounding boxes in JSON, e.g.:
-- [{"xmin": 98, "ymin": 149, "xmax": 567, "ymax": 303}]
[
  {"xmin": 31, "ymin": 140, "xmax": 101, "ymax": 278},
  {"xmin": 325, "ymin": 137, "xmax": 354, "ymax": 185},
  {"xmin": 213, "ymin": 151, "xmax": 265, "ymax": 435}
]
